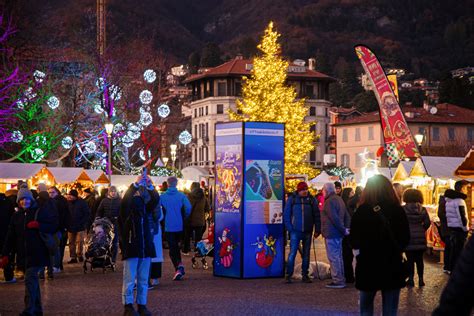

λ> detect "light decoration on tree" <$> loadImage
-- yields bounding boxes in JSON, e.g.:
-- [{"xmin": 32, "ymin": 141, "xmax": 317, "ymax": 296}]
[
  {"xmin": 229, "ymin": 21, "xmax": 317, "ymax": 179},
  {"xmin": 33, "ymin": 70, "xmax": 45, "ymax": 83},
  {"xmin": 47, "ymin": 96, "xmax": 60, "ymax": 109},
  {"xmin": 143, "ymin": 69, "xmax": 156, "ymax": 83},
  {"xmin": 139, "ymin": 90, "xmax": 153, "ymax": 104},
  {"xmin": 157, "ymin": 104, "xmax": 170, "ymax": 118},
  {"xmin": 16, "ymin": 99, "xmax": 25, "ymax": 109},
  {"xmin": 357, "ymin": 148, "xmax": 379, "ymax": 186},
  {"xmin": 34, "ymin": 134, "xmax": 47, "ymax": 147},
  {"xmin": 139, "ymin": 149, "xmax": 152, "ymax": 161},
  {"xmin": 122, "ymin": 134, "xmax": 134, "ymax": 148},
  {"xmin": 84, "ymin": 141, "xmax": 97, "ymax": 154},
  {"xmin": 96, "ymin": 77, "xmax": 105, "ymax": 89},
  {"xmin": 61, "ymin": 136, "xmax": 73, "ymax": 149},
  {"xmin": 113, "ymin": 123, "xmax": 124, "ymax": 134},
  {"xmin": 94, "ymin": 102, "xmax": 104, "ymax": 114},
  {"xmin": 150, "ymin": 166, "xmax": 182, "ymax": 177},
  {"xmin": 31, "ymin": 148, "xmax": 45, "ymax": 161},
  {"xmin": 11, "ymin": 130, "xmax": 23, "ymax": 143},
  {"xmin": 24, "ymin": 87, "xmax": 36, "ymax": 100},
  {"xmin": 179, "ymin": 130, "xmax": 192, "ymax": 145},
  {"xmin": 139, "ymin": 111, "xmax": 153, "ymax": 127},
  {"xmin": 127, "ymin": 123, "xmax": 141, "ymax": 140},
  {"xmin": 109, "ymin": 85, "xmax": 121, "ymax": 101}
]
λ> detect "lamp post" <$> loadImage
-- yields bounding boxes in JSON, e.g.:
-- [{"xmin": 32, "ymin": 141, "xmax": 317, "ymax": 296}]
[
  {"xmin": 170, "ymin": 144, "xmax": 177, "ymax": 168},
  {"xmin": 104, "ymin": 121, "xmax": 114, "ymax": 184},
  {"xmin": 414, "ymin": 133, "xmax": 424, "ymax": 155}
]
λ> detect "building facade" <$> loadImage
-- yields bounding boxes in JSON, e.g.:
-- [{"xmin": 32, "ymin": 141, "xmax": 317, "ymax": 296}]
[{"xmin": 184, "ymin": 56, "xmax": 335, "ymax": 172}]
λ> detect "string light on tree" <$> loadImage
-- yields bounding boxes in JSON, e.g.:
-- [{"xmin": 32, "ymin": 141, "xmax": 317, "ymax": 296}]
[
  {"xmin": 122, "ymin": 135, "xmax": 134, "ymax": 148},
  {"xmin": 94, "ymin": 103, "xmax": 104, "ymax": 114},
  {"xmin": 139, "ymin": 149, "xmax": 152, "ymax": 161},
  {"xmin": 179, "ymin": 130, "xmax": 192, "ymax": 145},
  {"xmin": 143, "ymin": 69, "xmax": 156, "ymax": 83},
  {"xmin": 109, "ymin": 85, "xmax": 121, "ymax": 101},
  {"xmin": 33, "ymin": 70, "xmax": 46, "ymax": 83},
  {"xmin": 84, "ymin": 141, "xmax": 97, "ymax": 154},
  {"xmin": 139, "ymin": 90, "xmax": 153, "ymax": 105},
  {"xmin": 157, "ymin": 104, "xmax": 170, "ymax": 118},
  {"xmin": 25, "ymin": 87, "xmax": 36, "ymax": 100},
  {"xmin": 127, "ymin": 123, "xmax": 141, "ymax": 140},
  {"xmin": 47, "ymin": 96, "xmax": 60, "ymax": 109},
  {"xmin": 61, "ymin": 136, "xmax": 73, "ymax": 149},
  {"xmin": 96, "ymin": 77, "xmax": 105, "ymax": 89},
  {"xmin": 16, "ymin": 99, "xmax": 25, "ymax": 109},
  {"xmin": 11, "ymin": 130, "xmax": 23, "ymax": 143},
  {"xmin": 139, "ymin": 111, "xmax": 153, "ymax": 127},
  {"xmin": 34, "ymin": 135, "xmax": 47, "ymax": 147},
  {"xmin": 31, "ymin": 148, "xmax": 45, "ymax": 162},
  {"xmin": 113, "ymin": 123, "xmax": 124, "ymax": 134}
]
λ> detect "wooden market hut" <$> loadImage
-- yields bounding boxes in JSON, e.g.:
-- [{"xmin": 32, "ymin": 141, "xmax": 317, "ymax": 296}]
[
  {"xmin": 47, "ymin": 167, "xmax": 93, "ymax": 187},
  {"xmin": 0, "ymin": 163, "xmax": 46, "ymax": 193},
  {"xmin": 454, "ymin": 148, "xmax": 474, "ymax": 230},
  {"xmin": 84, "ymin": 169, "xmax": 110, "ymax": 185}
]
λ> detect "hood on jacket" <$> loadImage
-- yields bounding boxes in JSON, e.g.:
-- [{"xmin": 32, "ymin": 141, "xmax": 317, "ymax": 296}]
[
  {"xmin": 404, "ymin": 202, "xmax": 423, "ymax": 214},
  {"xmin": 444, "ymin": 189, "xmax": 467, "ymax": 200},
  {"xmin": 190, "ymin": 188, "xmax": 205, "ymax": 199},
  {"xmin": 164, "ymin": 187, "xmax": 179, "ymax": 195}
]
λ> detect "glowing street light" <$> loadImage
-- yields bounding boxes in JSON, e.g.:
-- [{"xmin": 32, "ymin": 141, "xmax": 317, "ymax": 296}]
[
  {"xmin": 170, "ymin": 144, "xmax": 177, "ymax": 168},
  {"xmin": 105, "ymin": 120, "xmax": 114, "ymax": 184}
]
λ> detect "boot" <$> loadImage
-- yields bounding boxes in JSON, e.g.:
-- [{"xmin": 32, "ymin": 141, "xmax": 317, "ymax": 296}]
[
  {"xmin": 302, "ymin": 275, "xmax": 312, "ymax": 283},
  {"xmin": 137, "ymin": 304, "xmax": 152, "ymax": 316},
  {"xmin": 123, "ymin": 304, "xmax": 139, "ymax": 316},
  {"xmin": 285, "ymin": 275, "xmax": 292, "ymax": 284},
  {"xmin": 419, "ymin": 277, "xmax": 425, "ymax": 287},
  {"xmin": 406, "ymin": 278, "xmax": 415, "ymax": 287}
]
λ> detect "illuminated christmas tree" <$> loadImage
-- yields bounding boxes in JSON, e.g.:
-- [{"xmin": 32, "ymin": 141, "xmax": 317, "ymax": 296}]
[{"xmin": 229, "ymin": 22, "xmax": 317, "ymax": 178}]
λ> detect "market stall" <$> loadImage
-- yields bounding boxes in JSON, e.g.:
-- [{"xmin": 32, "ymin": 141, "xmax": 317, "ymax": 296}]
[
  {"xmin": 454, "ymin": 148, "xmax": 474, "ymax": 231},
  {"xmin": 0, "ymin": 162, "xmax": 46, "ymax": 193},
  {"xmin": 392, "ymin": 161, "xmax": 415, "ymax": 183},
  {"xmin": 84, "ymin": 169, "xmax": 110, "ymax": 185},
  {"xmin": 309, "ymin": 171, "xmax": 338, "ymax": 189},
  {"xmin": 46, "ymin": 167, "xmax": 94, "ymax": 193}
]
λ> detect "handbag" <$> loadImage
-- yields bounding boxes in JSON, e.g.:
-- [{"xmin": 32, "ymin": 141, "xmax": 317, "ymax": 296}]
[{"xmin": 35, "ymin": 209, "xmax": 61, "ymax": 255}]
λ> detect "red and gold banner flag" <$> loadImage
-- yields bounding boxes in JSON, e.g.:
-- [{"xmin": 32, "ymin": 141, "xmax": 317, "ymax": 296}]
[
  {"xmin": 355, "ymin": 45, "xmax": 419, "ymax": 161},
  {"xmin": 387, "ymin": 74, "xmax": 399, "ymax": 101}
]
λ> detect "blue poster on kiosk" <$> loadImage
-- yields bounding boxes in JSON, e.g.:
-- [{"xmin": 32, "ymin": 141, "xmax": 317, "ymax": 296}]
[{"xmin": 214, "ymin": 122, "xmax": 284, "ymax": 279}]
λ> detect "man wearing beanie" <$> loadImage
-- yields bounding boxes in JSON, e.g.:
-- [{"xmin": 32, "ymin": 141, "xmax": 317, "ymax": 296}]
[
  {"xmin": 1, "ymin": 187, "xmax": 58, "ymax": 315},
  {"xmin": 66, "ymin": 189, "xmax": 90, "ymax": 263},
  {"xmin": 283, "ymin": 181, "xmax": 321, "ymax": 283}
]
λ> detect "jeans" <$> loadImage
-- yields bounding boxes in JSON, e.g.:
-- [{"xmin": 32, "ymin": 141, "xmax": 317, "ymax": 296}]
[
  {"xmin": 286, "ymin": 231, "xmax": 312, "ymax": 277},
  {"xmin": 122, "ymin": 257, "xmax": 151, "ymax": 305},
  {"xmin": 68, "ymin": 231, "xmax": 85, "ymax": 259},
  {"xmin": 325, "ymin": 238, "xmax": 345, "ymax": 285},
  {"xmin": 448, "ymin": 229, "xmax": 467, "ymax": 271},
  {"xmin": 183, "ymin": 225, "xmax": 205, "ymax": 253},
  {"xmin": 360, "ymin": 289, "xmax": 400, "ymax": 316},
  {"xmin": 166, "ymin": 232, "xmax": 183, "ymax": 270},
  {"xmin": 24, "ymin": 266, "xmax": 43, "ymax": 315},
  {"xmin": 406, "ymin": 250, "xmax": 424, "ymax": 280}
]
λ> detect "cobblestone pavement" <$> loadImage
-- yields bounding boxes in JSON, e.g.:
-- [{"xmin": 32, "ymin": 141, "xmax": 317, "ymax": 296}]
[{"xmin": 0, "ymin": 240, "xmax": 449, "ymax": 316}]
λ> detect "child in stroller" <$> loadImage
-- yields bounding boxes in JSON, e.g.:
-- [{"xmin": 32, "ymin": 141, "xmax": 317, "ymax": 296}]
[
  {"xmin": 192, "ymin": 219, "xmax": 214, "ymax": 270},
  {"xmin": 83, "ymin": 217, "xmax": 115, "ymax": 273}
]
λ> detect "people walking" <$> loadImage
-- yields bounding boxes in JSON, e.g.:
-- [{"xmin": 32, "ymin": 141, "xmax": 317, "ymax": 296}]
[
  {"xmin": 159, "ymin": 176, "xmax": 191, "ymax": 281},
  {"xmin": 321, "ymin": 182, "xmax": 350, "ymax": 289},
  {"xmin": 183, "ymin": 182, "xmax": 210, "ymax": 254},
  {"xmin": 119, "ymin": 176, "xmax": 158, "ymax": 316},
  {"xmin": 47, "ymin": 186, "xmax": 70, "ymax": 271},
  {"xmin": 350, "ymin": 175, "xmax": 410, "ymax": 316},
  {"xmin": 437, "ymin": 195, "xmax": 451, "ymax": 274},
  {"xmin": 96, "ymin": 186, "xmax": 122, "ymax": 263},
  {"xmin": 283, "ymin": 181, "xmax": 321, "ymax": 283},
  {"xmin": 444, "ymin": 180, "xmax": 469, "ymax": 271},
  {"xmin": 66, "ymin": 189, "xmax": 90, "ymax": 264},
  {"xmin": 402, "ymin": 189, "xmax": 431, "ymax": 287},
  {"xmin": 341, "ymin": 187, "xmax": 355, "ymax": 284}
]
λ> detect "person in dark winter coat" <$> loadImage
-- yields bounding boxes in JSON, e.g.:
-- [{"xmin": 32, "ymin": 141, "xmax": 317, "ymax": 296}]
[
  {"xmin": 119, "ymin": 176, "xmax": 158, "ymax": 316},
  {"xmin": 0, "ymin": 193, "xmax": 16, "ymax": 282},
  {"xmin": 437, "ymin": 195, "xmax": 451, "ymax": 273},
  {"xmin": 183, "ymin": 182, "xmax": 210, "ymax": 254},
  {"xmin": 283, "ymin": 181, "xmax": 321, "ymax": 283},
  {"xmin": 402, "ymin": 189, "xmax": 431, "ymax": 287},
  {"xmin": 1, "ymin": 205, "xmax": 27, "ymax": 277},
  {"xmin": 66, "ymin": 190, "xmax": 90, "ymax": 263},
  {"xmin": 347, "ymin": 186, "xmax": 362, "ymax": 216},
  {"xmin": 433, "ymin": 234, "xmax": 474, "ymax": 316},
  {"xmin": 341, "ymin": 187, "xmax": 355, "ymax": 283},
  {"xmin": 96, "ymin": 185, "xmax": 122, "ymax": 263},
  {"xmin": 47, "ymin": 186, "xmax": 70, "ymax": 271},
  {"xmin": 350, "ymin": 175, "xmax": 410, "ymax": 316},
  {"xmin": 0, "ymin": 188, "xmax": 58, "ymax": 315}
]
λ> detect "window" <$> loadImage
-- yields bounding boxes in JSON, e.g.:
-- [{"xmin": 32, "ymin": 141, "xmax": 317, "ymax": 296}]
[
  {"xmin": 305, "ymin": 85, "xmax": 314, "ymax": 98},
  {"xmin": 194, "ymin": 125, "xmax": 197, "ymax": 138},
  {"xmin": 205, "ymin": 123, "xmax": 209, "ymax": 139},
  {"xmin": 309, "ymin": 150, "xmax": 316, "ymax": 162},
  {"xmin": 199, "ymin": 108, "xmax": 202, "ymax": 116},
  {"xmin": 368, "ymin": 126, "xmax": 374, "ymax": 140},
  {"xmin": 355, "ymin": 128, "xmax": 361, "ymax": 141},
  {"xmin": 325, "ymin": 108, "xmax": 328, "ymax": 117},
  {"xmin": 235, "ymin": 82, "xmax": 242, "ymax": 96},
  {"xmin": 217, "ymin": 82, "xmax": 227, "ymax": 96},
  {"xmin": 205, "ymin": 147, "xmax": 209, "ymax": 161},
  {"xmin": 468, "ymin": 127, "xmax": 474, "ymax": 142},
  {"xmin": 433, "ymin": 127, "xmax": 440, "ymax": 141},
  {"xmin": 310, "ymin": 125, "xmax": 316, "ymax": 133},
  {"xmin": 418, "ymin": 127, "xmax": 425, "ymax": 135},
  {"xmin": 355, "ymin": 154, "xmax": 363, "ymax": 168},
  {"xmin": 194, "ymin": 148, "xmax": 197, "ymax": 162},
  {"xmin": 341, "ymin": 154, "xmax": 350, "ymax": 166},
  {"xmin": 342, "ymin": 129, "xmax": 348, "ymax": 142},
  {"xmin": 448, "ymin": 127, "xmax": 455, "ymax": 141},
  {"xmin": 217, "ymin": 104, "xmax": 224, "ymax": 114},
  {"xmin": 309, "ymin": 107, "xmax": 316, "ymax": 116},
  {"xmin": 194, "ymin": 109, "xmax": 197, "ymax": 118},
  {"xmin": 205, "ymin": 106, "xmax": 208, "ymax": 115}
]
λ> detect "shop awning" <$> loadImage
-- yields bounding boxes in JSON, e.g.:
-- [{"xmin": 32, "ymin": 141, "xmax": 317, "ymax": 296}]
[
  {"xmin": 0, "ymin": 163, "xmax": 45, "ymax": 184},
  {"xmin": 454, "ymin": 148, "xmax": 474, "ymax": 179},
  {"xmin": 410, "ymin": 156, "xmax": 464, "ymax": 179},
  {"xmin": 84, "ymin": 169, "xmax": 110, "ymax": 184},
  {"xmin": 47, "ymin": 167, "xmax": 93, "ymax": 184}
]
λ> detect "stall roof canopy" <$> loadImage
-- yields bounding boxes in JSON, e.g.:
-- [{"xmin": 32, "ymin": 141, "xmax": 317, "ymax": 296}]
[
  {"xmin": 0, "ymin": 163, "xmax": 45, "ymax": 183},
  {"xmin": 47, "ymin": 167, "xmax": 92, "ymax": 184},
  {"xmin": 454, "ymin": 148, "xmax": 474, "ymax": 179},
  {"xmin": 410, "ymin": 156, "xmax": 464, "ymax": 179},
  {"xmin": 181, "ymin": 166, "xmax": 210, "ymax": 182},
  {"xmin": 84, "ymin": 169, "xmax": 110, "ymax": 184},
  {"xmin": 309, "ymin": 171, "xmax": 338, "ymax": 188},
  {"xmin": 393, "ymin": 161, "xmax": 415, "ymax": 182}
]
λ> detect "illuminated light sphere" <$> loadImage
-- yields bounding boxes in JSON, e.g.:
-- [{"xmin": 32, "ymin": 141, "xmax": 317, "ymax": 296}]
[
  {"xmin": 113, "ymin": 123, "xmax": 124, "ymax": 134},
  {"xmin": 179, "ymin": 130, "xmax": 192, "ymax": 145},
  {"xmin": 84, "ymin": 141, "xmax": 97, "ymax": 154},
  {"xmin": 157, "ymin": 104, "xmax": 170, "ymax": 118},
  {"xmin": 139, "ymin": 111, "xmax": 153, "ymax": 127},
  {"xmin": 122, "ymin": 135, "xmax": 134, "ymax": 148},
  {"xmin": 139, "ymin": 106, "xmax": 150, "ymax": 114},
  {"xmin": 25, "ymin": 87, "xmax": 37, "ymax": 100},
  {"xmin": 96, "ymin": 77, "xmax": 105, "ymax": 89},
  {"xmin": 31, "ymin": 148, "xmax": 45, "ymax": 161},
  {"xmin": 127, "ymin": 123, "xmax": 141, "ymax": 140},
  {"xmin": 47, "ymin": 96, "xmax": 60, "ymax": 109},
  {"xmin": 61, "ymin": 136, "xmax": 73, "ymax": 149},
  {"xmin": 109, "ymin": 85, "xmax": 122, "ymax": 101},
  {"xmin": 143, "ymin": 69, "xmax": 156, "ymax": 83},
  {"xmin": 33, "ymin": 70, "xmax": 46, "ymax": 83},
  {"xmin": 11, "ymin": 130, "xmax": 23, "ymax": 143},
  {"xmin": 94, "ymin": 103, "xmax": 104, "ymax": 114},
  {"xmin": 34, "ymin": 135, "xmax": 47, "ymax": 146},
  {"xmin": 139, "ymin": 149, "xmax": 152, "ymax": 161},
  {"xmin": 16, "ymin": 100, "xmax": 25, "ymax": 109},
  {"xmin": 139, "ymin": 90, "xmax": 153, "ymax": 105}
]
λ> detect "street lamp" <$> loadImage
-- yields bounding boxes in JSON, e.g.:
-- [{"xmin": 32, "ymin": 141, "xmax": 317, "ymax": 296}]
[
  {"xmin": 105, "ymin": 120, "xmax": 114, "ymax": 184},
  {"xmin": 170, "ymin": 144, "xmax": 177, "ymax": 168},
  {"xmin": 162, "ymin": 157, "xmax": 169, "ymax": 166},
  {"xmin": 414, "ymin": 134, "xmax": 424, "ymax": 147}
]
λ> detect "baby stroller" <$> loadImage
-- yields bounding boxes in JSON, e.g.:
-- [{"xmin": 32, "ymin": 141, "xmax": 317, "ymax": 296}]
[
  {"xmin": 192, "ymin": 221, "xmax": 214, "ymax": 270},
  {"xmin": 83, "ymin": 217, "xmax": 115, "ymax": 273}
]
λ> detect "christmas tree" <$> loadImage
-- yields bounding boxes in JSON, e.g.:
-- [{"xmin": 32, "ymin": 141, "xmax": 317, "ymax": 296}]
[{"xmin": 229, "ymin": 22, "xmax": 317, "ymax": 178}]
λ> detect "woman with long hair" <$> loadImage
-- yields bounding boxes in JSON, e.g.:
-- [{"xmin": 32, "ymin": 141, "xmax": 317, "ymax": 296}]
[{"xmin": 350, "ymin": 175, "xmax": 410, "ymax": 316}]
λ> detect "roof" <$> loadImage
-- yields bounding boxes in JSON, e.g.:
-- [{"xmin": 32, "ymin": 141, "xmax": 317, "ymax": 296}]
[
  {"xmin": 181, "ymin": 166, "xmax": 210, "ymax": 182},
  {"xmin": 329, "ymin": 107, "xmax": 360, "ymax": 115},
  {"xmin": 454, "ymin": 148, "xmax": 474, "ymax": 179},
  {"xmin": 184, "ymin": 57, "xmax": 336, "ymax": 83},
  {"xmin": 0, "ymin": 163, "xmax": 45, "ymax": 183},
  {"xmin": 333, "ymin": 103, "xmax": 474, "ymax": 126},
  {"xmin": 309, "ymin": 171, "xmax": 339, "ymax": 188},
  {"xmin": 47, "ymin": 167, "xmax": 93, "ymax": 184},
  {"xmin": 409, "ymin": 156, "xmax": 464, "ymax": 179},
  {"xmin": 392, "ymin": 161, "xmax": 415, "ymax": 182},
  {"xmin": 84, "ymin": 169, "xmax": 110, "ymax": 184}
]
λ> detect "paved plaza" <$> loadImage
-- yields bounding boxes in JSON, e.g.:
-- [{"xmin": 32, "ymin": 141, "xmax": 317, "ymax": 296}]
[{"xmin": 0, "ymin": 240, "xmax": 449, "ymax": 315}]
